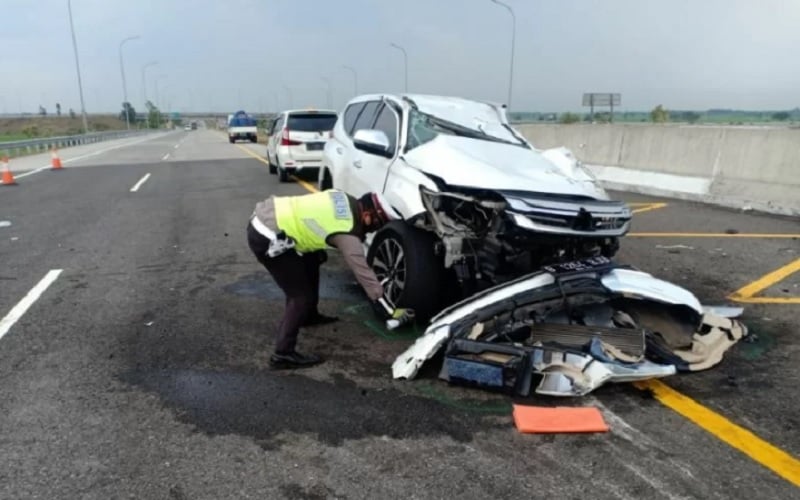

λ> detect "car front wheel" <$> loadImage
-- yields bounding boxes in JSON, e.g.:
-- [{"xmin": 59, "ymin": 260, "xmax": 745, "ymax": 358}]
[{"xmin": 367, "ymin": 222, "xmax": 443, "ymax": 322}]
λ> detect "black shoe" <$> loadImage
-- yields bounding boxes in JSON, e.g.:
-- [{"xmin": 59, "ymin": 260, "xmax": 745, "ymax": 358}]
[
  {"xmin": 302, "ymin": 313, "xmax": 340, "ymax": 327},
  {"xmin": 269, "ymin": 351, "xmax": 323, "ymax": 369}
]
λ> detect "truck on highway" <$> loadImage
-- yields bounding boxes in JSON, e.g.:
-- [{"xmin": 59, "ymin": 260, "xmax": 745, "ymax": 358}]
[{"xmin": 227, "ymin": 110, "xmax": 258, "ymax": 143}]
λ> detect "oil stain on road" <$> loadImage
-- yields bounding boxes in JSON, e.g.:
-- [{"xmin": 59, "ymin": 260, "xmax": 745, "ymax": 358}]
[{"xmin": 120, "ymin": 368, "xmax": 486, "ymax": 449}]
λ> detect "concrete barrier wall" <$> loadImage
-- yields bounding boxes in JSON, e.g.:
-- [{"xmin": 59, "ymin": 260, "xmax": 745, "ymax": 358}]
[{"xmin": 516, "ymin": 124, "xmax": 800, "ymax": 216}]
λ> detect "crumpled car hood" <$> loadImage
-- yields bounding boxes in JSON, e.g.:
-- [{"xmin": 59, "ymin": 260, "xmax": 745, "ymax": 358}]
[{"xmin": 402, "ymin": 135, "xmax": 608, "ymax": 199}]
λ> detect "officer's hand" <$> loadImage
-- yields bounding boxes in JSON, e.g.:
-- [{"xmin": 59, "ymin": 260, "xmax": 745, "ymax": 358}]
[{"xmin": 386, "ymin": 308, "xmax": 415, "ymax": 330}]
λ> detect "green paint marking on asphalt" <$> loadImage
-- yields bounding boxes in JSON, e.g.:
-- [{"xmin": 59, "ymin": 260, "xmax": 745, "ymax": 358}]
[
  {"xmin": 342, "ymin": 302, "xmax": 422, "ymax": 341},
  {"xmin": 363, "ymin": 319, "xmax": 420, "ymax": 340},
  {"xmin": 415, "ymin": 382, "xmax": 512, "ymax": 415}
]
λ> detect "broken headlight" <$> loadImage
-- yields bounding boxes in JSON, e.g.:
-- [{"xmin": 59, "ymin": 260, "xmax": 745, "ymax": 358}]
[{"xmin": 419, "ymin": 186, "xmax": 505, "ymax": 238}]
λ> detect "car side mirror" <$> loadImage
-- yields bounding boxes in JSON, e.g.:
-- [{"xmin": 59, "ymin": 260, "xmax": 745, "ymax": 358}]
[{"xmin": 353, "ymin": 129, "xmax": 392, "ymax": 158}]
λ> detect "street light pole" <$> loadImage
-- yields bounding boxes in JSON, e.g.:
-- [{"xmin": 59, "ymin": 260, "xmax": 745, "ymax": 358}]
[
  {"xmin": 119, "ymin": 35, "xmax": 140, "ymax": 130},
  {"xmin": 342, "ymin": 65, "xmax": 358, "ymax": 96},
  {"xmin": 155, "ymin": 75, "xmax": 166, "ymax": 110},
  {"xmin": 320, "ymin": 77, "xmax": 332, "ymax": 109},
  {"xmin": 490, "ymin": 0, "xmax": 516, "ymax": 109},
  {"xmin": 389, "ymin": 43, "xmax": 408, "ymax": 93},
  {"xmin": 67, "ymin": 0, "xmax": 89, "ymax": 134},
  {"xmin": 141, "ymin": 61, "xmax": 158, "ymax": 105}
]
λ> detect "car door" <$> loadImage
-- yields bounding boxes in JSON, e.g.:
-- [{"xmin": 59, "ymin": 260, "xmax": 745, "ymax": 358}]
[
  {"xmin": 326, "ymin": 101, "xmax": 365, "ymax": 189},
  {"xmin": 351, "ymin": 101, "xmax": 401, "ymax": 196},
  {"xmin": 338, "ymin": 100, "xmax": 381, "ymax": 195},
  {"xmin": 267, "ymin": 114, "xmax": 284, "ymax": 163}
]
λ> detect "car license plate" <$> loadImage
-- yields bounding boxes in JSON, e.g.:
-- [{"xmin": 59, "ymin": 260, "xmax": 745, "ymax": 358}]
[
  {"xmin": 306, "ymin": 142, "xmax": 324, "ymax": 151},
  {"xmin": 542, "ymin": 255, "xmax": 613, "ymax": 275}
]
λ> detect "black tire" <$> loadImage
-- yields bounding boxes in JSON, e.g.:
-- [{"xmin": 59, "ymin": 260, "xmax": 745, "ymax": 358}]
[
  {"xmin": 318, "ymin": 168, "xmax": 333, "ymax": 190},
  {"xmin": 228, "ymin": 137, "xmax": 234, "ymax": 144},
  {"xmin": 367, "ymin": 222, "xmax": 443, "ymax": 322},
  {"xmin": 268, "ymin": 154, "xmax": 277, "ymax": 174},
  {"xmin": 278, "ymin": 167, "xmax": 290, "ymax": 183}
]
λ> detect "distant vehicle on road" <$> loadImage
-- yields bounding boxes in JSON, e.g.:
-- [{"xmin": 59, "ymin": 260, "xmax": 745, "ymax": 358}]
[
  {"xmin": 266, "ymin": 109, "xmax": 338, "ymax": 182},
  {"xmin": 227, "ymin": 110, "xmax": 257, "ymax": 143},
  {"xmin": 184, "ymin": 124, "xmax": 192, "ymax": 131}
]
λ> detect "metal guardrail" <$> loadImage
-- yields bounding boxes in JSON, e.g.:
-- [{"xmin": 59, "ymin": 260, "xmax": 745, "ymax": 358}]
[{"xmin": 0, "ymin": 129, "xmax": 155, "ymax": 157}]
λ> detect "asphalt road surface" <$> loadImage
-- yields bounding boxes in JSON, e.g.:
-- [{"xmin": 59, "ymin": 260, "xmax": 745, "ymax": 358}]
[{"xmin": 1, "ymin": 129, "xmax": 798, "ymax": 499}]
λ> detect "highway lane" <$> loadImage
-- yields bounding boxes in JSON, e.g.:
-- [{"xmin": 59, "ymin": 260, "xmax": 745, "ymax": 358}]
[
  {"xmin": 3, "ymin": 131, "xmax": 177, "ymax": 176},
  {"xmin": 0, "ymin": 130, "xmax": 797, "ymax": 499}
]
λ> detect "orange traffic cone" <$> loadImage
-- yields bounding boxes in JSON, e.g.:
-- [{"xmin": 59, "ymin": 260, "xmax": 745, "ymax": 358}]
[
  {"xmin": 1, "ymin": 156, "xmax": 17, "ymax": 186},
  {"xmin": 51, "ymin": 148, "xmax": 63, "ymax": 170}
]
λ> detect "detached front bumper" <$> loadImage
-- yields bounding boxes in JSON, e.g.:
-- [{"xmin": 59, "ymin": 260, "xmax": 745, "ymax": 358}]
[{"xmin": 503, "ymin": 194, "xmax": 632, "ymax": 237}]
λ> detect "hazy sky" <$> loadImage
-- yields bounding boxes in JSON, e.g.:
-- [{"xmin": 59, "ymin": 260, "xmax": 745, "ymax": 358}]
[{"xmin": 2, "ymin": 0, "xmax": 798, "ymax": 114}]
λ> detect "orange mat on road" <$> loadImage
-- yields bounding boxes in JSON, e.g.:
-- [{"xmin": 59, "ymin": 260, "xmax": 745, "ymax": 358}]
[{"xmin": 512, "ymin": 404, "xmax": 609, "ymax": 434}]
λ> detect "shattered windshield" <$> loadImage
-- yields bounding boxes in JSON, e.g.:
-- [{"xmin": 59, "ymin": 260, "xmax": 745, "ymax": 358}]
[{"xmin": 406, "ymin": 109, "xmax": 523, "ymax": 151}]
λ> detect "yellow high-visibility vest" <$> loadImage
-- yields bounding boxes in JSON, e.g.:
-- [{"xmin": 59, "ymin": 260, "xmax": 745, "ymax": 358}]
[{"xmin": 274, "ymin": 190, "xmax": 355, "ymax": 252}]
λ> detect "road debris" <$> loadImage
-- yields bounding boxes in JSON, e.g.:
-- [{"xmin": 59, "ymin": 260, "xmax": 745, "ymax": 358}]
[
  {"xmin": 656, "ymin": 244, "xmax": 694, "ymax": 250},
  {"xmin": 392, "ymin": 257, "xmax": 749, "ymax": 397},
  {"xmin": 512, "ymin": 405, "xmax": 609, "ymax": 434}
]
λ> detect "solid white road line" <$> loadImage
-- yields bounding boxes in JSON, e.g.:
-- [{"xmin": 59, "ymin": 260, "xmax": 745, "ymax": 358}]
[
  {"xmin": 16, "ymin": 166, "xmax": 50, "ymax": 179},
  {"xmin": 130, "ymin": 173, "xmax": 151, "ymax": 192},
  {"xmin": 15, "ymin": 132, "xmax": 175, "ymax": 179},
  {"xmin": 0, "ymin": 269, "xmax": 63, "ymax": 341}
]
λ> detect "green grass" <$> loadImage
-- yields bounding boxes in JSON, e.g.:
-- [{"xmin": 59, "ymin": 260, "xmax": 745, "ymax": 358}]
[{"xmin": 0, "ymin": 133, "xmax": 33, "ymax": 143}]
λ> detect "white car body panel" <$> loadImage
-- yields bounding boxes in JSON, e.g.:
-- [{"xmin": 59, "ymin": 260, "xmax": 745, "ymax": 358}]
[
  {"xmin": 392, "ymin": 267, "xmax": 705, "ymax": 380},
  {"xmin": 382, "ymin": 159, "xmax": 439, "ymax": 218},
  {"xmin": 599, "ymin": 268, "xmax": 703, "ymax": 314}
]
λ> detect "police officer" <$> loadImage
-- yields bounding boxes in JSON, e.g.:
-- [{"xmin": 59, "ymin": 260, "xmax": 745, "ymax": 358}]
[{"xmin": 247, "ymin": 189, "xmax": 415, "ymax": 369}]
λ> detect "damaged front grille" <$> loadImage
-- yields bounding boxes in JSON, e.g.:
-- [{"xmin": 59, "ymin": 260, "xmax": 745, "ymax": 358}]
[{"xmin": 504, "ymin": 193, "xmax": 632, "ymax": 236}]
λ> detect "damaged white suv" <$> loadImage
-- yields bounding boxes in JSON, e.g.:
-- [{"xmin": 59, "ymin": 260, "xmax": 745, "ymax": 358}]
[{"xmin": 320, "ymin": 94, "xmax": 632, "ymax": 319}]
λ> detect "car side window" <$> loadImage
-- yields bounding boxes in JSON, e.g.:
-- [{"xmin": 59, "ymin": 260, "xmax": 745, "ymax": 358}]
[
  {"xmin": 351, "ymin": 101, "xmax": 380, "ymax": 135},
  {"xmin": 371, "ymin": 103, "xmax": 399, "ymax": 154},
  {"xmin": 342, "ymin": 102, "xmax": 366, "ymax": 136},
  {"xmin": 271, "ymin": 116, "xmax": 283, "ymax": 135}
]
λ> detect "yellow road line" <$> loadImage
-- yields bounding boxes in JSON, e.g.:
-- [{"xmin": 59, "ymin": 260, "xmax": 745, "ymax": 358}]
[
  {"xmin": 631, "ymin": 202, "xmax": 668, "ymax": 214},
  {"xmin": 629, "ymin": 233, "xmax": 800, "ymax": 238},
  {"xmin": 235, "ymin": 143, "xmax": 269, "ymax": 164},
  {"xmin": 729, "ymin": 257, "xmax": 800, "ymax": 304},
  {"xmin": 235, "ymin": 144, "xmax": 318, "ymax": 193},
  {"xmin": 635, "ymin": 380, "xmax": 800, "ymax": 487},
  {"xmin": 294, "ymin": 177, "xmax": 319, "ymax": 193}
]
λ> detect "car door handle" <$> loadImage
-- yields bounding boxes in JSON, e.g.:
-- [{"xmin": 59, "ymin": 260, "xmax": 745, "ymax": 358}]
[{"xmin": 353, "ymin": 160, "xmax": 362, "ymax": 168}]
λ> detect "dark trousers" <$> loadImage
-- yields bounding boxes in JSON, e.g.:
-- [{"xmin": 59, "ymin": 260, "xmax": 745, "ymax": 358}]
[{"xmin": 247, "ymin": 222, "xmax": 323, "ymax": 353}]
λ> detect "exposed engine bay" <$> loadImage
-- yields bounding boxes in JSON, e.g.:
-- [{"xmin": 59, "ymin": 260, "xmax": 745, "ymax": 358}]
[{"xmin": 414, "ymin": 185, "xmax": 630, "ymax": 293}]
